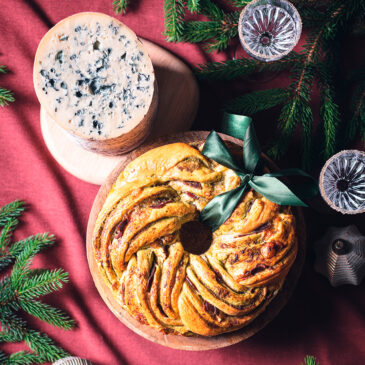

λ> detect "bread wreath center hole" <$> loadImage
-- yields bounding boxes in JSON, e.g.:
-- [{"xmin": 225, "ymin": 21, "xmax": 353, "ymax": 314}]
[{"xmin": 180, "ymin": 220, "xmax": 212, "ymax": 255}]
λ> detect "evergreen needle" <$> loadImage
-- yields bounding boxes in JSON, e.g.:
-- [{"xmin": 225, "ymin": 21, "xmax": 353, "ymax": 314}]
[
  {"xmin": 0, "ymin": 65, "xmax": 8, "ymax": 74},
  {"xmin": 0, "ymin": 201, "xmax": 25, "ymax": 227},
  {"xmin": 229, "ymin": 0, "xmax": 252, "ymax": 7},
  {"xmin": 0, "ymin": 88, "xmax": 14, "ymax": 106},
  {"xmin": 0, "ymin": 218, "xmax": 18, "ymax": 250},
  {"xmin": 195, "ymin": 52, "xmax": 304, "ymax": 81},
  {"xmin": 187, "ymin": 0, "xmax": 200, "ymax": 13},
  {"xmin": 19, "ymin": 299, "xmax": 75, "ymax": 330},
  {"xmin": 0, "ymin": 65, "xmax": 14, "ymax": 107},
  {"xmin": 224, "ymin": 88, "xmax": 289, "ymax": 115},
  {"xmin": 163, "ymin": 0, "xmax": 185, "ymax": 42},
  {"xmin": 0, "ymin": 200, "xmax": 75, "ymax": 364},
  {"xmin": 113, "ymin": 0, "xmax": 130, "ymax": 14},
  {"xmin": 303, "ymin": 355, "xmax": 320, "ymax": 365}
]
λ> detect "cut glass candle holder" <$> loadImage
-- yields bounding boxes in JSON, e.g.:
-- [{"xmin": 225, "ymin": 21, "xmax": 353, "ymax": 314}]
[
  {"xmin": 238, "ymin": 0, "xmax": 302, "ymax": 62},
  {"xmin": 319, "ymin": 150, "xmax": 365, "ymax": 214}
]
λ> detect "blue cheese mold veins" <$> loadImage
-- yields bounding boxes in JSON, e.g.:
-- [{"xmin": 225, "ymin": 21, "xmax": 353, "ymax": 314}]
[{"xmin": 34, "ymin": 12, "xmax": 155, "ymax": 141}]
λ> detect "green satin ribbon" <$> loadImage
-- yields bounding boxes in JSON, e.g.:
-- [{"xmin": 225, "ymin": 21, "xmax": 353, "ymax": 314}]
[{"xmin": 200, "ymin": 112, "xmax": 319, "ymax": 232}]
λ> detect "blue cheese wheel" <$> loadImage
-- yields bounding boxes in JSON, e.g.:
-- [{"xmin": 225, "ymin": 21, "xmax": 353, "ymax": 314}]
[{"xmin": 33, "ymin": 12, "xmax": 158, "ymax": 155}]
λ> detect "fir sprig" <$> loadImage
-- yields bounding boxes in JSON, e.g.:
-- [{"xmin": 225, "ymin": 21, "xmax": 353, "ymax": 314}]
[
  {"xmin": 163, "ymin": 0, "xmax": 186, "ymax": 42},
  {"xmin": 0, "ymin": 200, "xmax": 75, "ymax": 364},
  {"xmin": 0, "ymin": 200, "xmax": 25, "ymax": 226},
  {"xmin": 303, "ymin": 355, "xmax": 320, "ymax": 365},
  {"xmin": 344, "ymin": 56, "xmax": 365, "ymax": 145},
  {"xmin": 0, "ymin": 65, "xmax": 15, "ymax": 107},
  {"xmin": 195, "ymin": 51, "xmax": 304, "ymax": 80},
  {"xmin": 187, "ymin": 0, "xmax": 200, "ymax": 13},
  {"xmin": 201, "ymin": 11, "xmax": 239, "ymax": 53},
  {"xmin": 345, "ymin": 82, "xmax": 365, "ymax": 144},
  {"xmin": 317, "ymin": 62, "xmax": 340, "ymax": 160},
  {"xmin": 229, "ymin": 0, "xmax": 251, "ymax": 7},
  {"xmin": 113, "ymin": 0, "xmax": 130, "ymax": 14},
  {"xmin": 191, "ymin": 0, "xmax": 365, "ymax": 168},
  {"xmin": 268, "ymin": 0, "xmax": 365, "ymax": 167},
  {"xmin": 182, "ymin": 0, "xmax": 240, "ymax": 52},
  {"xmin": 224, "ymin": 88, "xmax": 289, "ymax": 115}
]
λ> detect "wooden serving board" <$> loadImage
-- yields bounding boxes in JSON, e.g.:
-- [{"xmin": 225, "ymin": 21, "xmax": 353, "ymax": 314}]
[
  {"xmin": 86, "ymin": 131, "xmax": 306, "ymax": 351},
  {"xmin": 41, "ymin": 39, "xmax": 199, "ymax": 185}
]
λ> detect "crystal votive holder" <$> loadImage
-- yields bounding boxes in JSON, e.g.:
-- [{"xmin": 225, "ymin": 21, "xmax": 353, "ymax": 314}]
[
  {"xmin": 319, "ymin": 150, "xmax": 365, "ymax": 214},
  {"xmin": 238, "ymin": 0, "xmax": 302, "ymax": 62}
]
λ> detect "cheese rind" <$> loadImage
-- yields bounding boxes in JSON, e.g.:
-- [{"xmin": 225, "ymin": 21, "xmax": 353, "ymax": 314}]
[{"xmin": 34, "ymin": 12, "xmax": 157, "ymax": 151}]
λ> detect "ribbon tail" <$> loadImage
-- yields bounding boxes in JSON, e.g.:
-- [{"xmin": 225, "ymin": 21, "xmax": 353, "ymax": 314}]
[
  {"xmin": 200, "ymin": 183, "xmax": 248, "ymax": 231},
  {"xmin": 264, "ymin": 168, "xmax": 319, "ymax": 200},
  {"xmin": 249, "ymin": 175, "xmax": 308, "ymax": 206}
]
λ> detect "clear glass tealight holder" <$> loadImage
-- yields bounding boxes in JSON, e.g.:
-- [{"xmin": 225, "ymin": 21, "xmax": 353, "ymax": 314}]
[
  {"xmin": 238, "ymin": 0, "xmax": 302, "ymax": 62},
  {"xmin": 319, "ymin": 150, "xmax": 365, "ymax": 214}
]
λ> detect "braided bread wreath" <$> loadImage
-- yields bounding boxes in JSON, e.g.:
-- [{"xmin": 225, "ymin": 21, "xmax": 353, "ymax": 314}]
[{"xmin": 91, "ymin": 135, "xmax": 299, "ymax": 338}]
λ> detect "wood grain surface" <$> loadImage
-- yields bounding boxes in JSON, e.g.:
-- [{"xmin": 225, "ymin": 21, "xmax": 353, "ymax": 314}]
[
  {"xmin": 40, "ymin": 38, "xmax": 199, "ymax": 185},
  {"xmin": 86, "ymin": 131, "xmax": 306, "ymax": 351}
]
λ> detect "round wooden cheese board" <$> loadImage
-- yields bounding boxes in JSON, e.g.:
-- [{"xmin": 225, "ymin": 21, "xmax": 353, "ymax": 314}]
[
  {"xmin": 86, "ymin": 131, "xmax": 306, "ymax": 351},
  {"xmin": 41, "ymin": 39, "xmax": 199, "ymax": 185}
]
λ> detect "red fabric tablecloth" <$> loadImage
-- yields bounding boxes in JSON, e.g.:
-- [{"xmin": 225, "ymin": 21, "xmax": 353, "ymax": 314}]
[{"xmin": 1, "ymin": 1, "xmax": 365, "ymax": 364}]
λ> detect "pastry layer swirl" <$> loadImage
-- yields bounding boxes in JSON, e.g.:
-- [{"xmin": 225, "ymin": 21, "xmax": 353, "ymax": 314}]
[{"xmin": 92, "ymin": 142, "xmax": 297, "ymax": 336}]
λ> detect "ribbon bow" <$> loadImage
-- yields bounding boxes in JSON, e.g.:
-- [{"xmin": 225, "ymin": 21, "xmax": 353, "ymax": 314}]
[{"xmin": 200, "ymin": 113, "xmax": 319, "ymax": 232}]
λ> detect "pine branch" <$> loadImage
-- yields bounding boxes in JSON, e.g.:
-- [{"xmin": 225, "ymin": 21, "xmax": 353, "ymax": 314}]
[
  {"xmin": 0, "ymin": 255, "xmax": 14, "ymax": 271},
  {"xmin": 0, "ymin": 310, "xmax": 27, "ymax": 342},
  {"xmin": 0, "ymin": 65, "xmax": 8, "ymax": 74},
  {"xmin": 0, "ymin": 201, "xmax": 75, "ymax": 363},
  {"xmin": 320, "ymin": 84, "xmax": 339, "ymax": 159},
  {"xmin": 164, "ymin": 0, "xmax": 186, "ymax": 42},
  {"xmin": 4, "ymin": 351, "xmax": 40, "ymax": 365},
  {"xmin": 18, "ymin": 269, "xmax": 69, "ymax": 300},
  {"xmin": 183, "ymin": 21, "xmax": 223, "ymax": 43},
  {"xmin": 268, "ymin": 95, "xmax": 313, "ymax": 168},
  {"xmin": 19, "ymin": 299, "xmax": 74, "ymax": 330},
  {"xmin": 0, "ymin": 277, "xmax": 14, "ymax": 307},
  {"xmin": 203, "ymin": 33, "xmax": 232, "ymax": 53},
  {"xmin": 0, "ymin": 201, "xmax": 25, "ymax": 227},
  {"xmin": 0, "ymin": 218, "xmax": 19, "ymax": 250},
  {"xmin": 344, "ymin": 81, "xmax": 365, "ymax": 145},
  {"xmin": 113, "ymin": 0, "xmax": 130, "ymax": 14},
  {"xmin": 267, "ymin": 0, "xmax": 364, "ymax": 167},
  {"xmin": 228, "ymin": 0, "xmax": 251, "ymax": 7},
  {"xmin": 317, "ymin": 62, "xmax": 340, "ymax": 160},
  {"xmin": 11, "ymin": 233, "xmax": 55, "ymax": 285},
  {"xmin": 343, "ymin": 54, "xmax": 365, "ymax": 145},
  {"xmin": 196, "ymin": 57, "xmax": 257, "ymax": 80},
  {"xmin": 24, "ymin": 330, "xmax": 69, "ymax": 363},
  {"xmin": 298, "ymin": 6, "xmax": 328, "ymax": 27},
  {"xmin": 300, "ymin": 98, "xmax": 314, "ymax": 170},
  {"xmin": 199, "ymin": 0, "xmax": 225, "ymax": 20},
  {"xmin": 187, "ymin": 0, "xmax": 200, "ymax": 13},
  {"xmin": 202, "ymin": 12, "xmax": 239, "ymax": 53},
  {"xmin": 195, "ymin": 52, "xmax": 304, "ymax": 80},
  {"xmin": 303, "ymin": 355, "xmax": 320, "ymax": 365},
  {"xmin": 0, "ymin": 65, "xmax": 14, "ymax": 107},
  {"xmin": 224, "ymin": 88, "xmax": 289, "ymax": 115}
]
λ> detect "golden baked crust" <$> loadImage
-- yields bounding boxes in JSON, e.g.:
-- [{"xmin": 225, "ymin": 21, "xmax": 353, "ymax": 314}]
[{"xmin": 92, "ymin": 142, "xmax": 297, "ymax": 336}]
